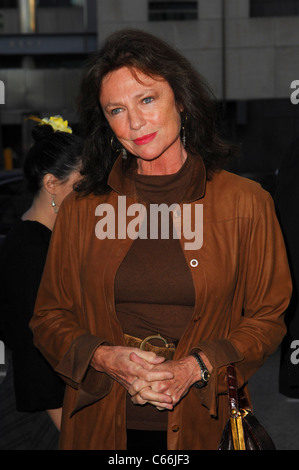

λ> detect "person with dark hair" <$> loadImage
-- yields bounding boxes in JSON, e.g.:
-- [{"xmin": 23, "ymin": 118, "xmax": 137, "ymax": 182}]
[
  {"xmin": 30, "ymin": 30, "xmax": 291, "ymax": 450},
  {"xmin": 0, "ymin": 116, "xmax": 82, "ymax": 449}
]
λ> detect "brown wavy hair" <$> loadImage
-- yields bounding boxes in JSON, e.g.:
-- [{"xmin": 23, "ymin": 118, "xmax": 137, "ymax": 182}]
[{"xmin": 76, "ymin": 28, "xmax": 238, "ymax": 196}]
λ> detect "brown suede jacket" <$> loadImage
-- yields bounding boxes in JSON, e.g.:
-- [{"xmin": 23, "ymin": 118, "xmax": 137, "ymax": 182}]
[{"xmin": 30, "ymin": 155, "xmax": 292, "ymax": 450}]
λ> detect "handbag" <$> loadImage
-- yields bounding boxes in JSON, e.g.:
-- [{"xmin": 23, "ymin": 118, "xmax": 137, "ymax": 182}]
[{"xmin": 218, "ymin": 364, "xmax": 276, "ymax": 450}]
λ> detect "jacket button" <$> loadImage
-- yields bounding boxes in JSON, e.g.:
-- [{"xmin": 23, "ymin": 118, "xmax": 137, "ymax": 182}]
[
  {"xmin": 172, "ymin": 425, "xmax": 180, "ymax": 432},
  {"xmin": 190, "ymin": 259, "xmax": 198, "ymax": 267}
]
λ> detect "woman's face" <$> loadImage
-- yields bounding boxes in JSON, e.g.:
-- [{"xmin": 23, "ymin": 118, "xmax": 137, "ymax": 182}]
[{"xmin": 99, "ymin": 66, "xmax": 186, "ymax": 174}]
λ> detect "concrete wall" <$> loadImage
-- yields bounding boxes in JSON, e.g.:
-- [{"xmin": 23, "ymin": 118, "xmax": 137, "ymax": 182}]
[
  {"xmin": 1, "ymin": 0, "xmax": 299, "ymax": 173},
  {"xmin": 96, "ymin": 0, "xmax": 299, "ymax": 101},
  {"xmin": 1, "ymin": 0, "xmax": 298, "ymax": 120}
]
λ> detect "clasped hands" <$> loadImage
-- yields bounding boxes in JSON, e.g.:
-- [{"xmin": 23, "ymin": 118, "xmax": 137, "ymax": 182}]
[{"xmin": 91, "ymin": 345, "xmax": 205, "ymax": 410}]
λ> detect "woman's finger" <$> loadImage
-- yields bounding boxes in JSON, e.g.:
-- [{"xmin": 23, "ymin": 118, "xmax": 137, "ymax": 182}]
[
  {"xmin": 129, "ymin": 351, "xmax": 166, "ymax": 368},
  {"xmin": 131, "ymin": 388, "xmax": 174, "ymax": 410},
  {"xmin": 128, "ymin": 370, "xmax": 173, "ymax": 398},
  {"xmin": 130, "ymin": 385, "xmax": 173, "ymax": 405}
]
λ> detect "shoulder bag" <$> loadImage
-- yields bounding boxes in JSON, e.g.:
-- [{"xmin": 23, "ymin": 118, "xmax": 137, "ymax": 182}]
[{"xmin": 218, "ymin": 364, "xmax": 276, "ymax": 450}]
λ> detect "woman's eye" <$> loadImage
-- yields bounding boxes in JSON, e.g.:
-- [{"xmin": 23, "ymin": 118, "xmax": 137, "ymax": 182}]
[
  {"xmin": 143, "ymin": 96, "xmax": 154, "ymax": 104},
  {"xmin": 111, "ymin": 108, "xmax": 122, "ymax": 116}
]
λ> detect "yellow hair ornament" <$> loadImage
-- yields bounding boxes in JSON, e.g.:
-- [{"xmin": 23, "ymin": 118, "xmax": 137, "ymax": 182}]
[{"xmin": 27, "ymin": 115, "xmax": 72, "ymax": 134}]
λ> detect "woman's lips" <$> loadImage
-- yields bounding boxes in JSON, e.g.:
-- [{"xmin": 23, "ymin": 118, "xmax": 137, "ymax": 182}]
[{"xmin": 133, "ymin": 132, "xmax": 157, "ymax": 145}]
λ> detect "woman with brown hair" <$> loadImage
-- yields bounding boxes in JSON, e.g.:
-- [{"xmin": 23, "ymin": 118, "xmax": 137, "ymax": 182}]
[{"xmin": 30, "ymin": 29, "xmax": 291, "ymax": 450}]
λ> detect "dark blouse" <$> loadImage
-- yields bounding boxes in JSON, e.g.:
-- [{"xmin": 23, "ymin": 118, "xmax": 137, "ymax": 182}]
[{"xmin": 0, "ymin": 219, "xmax": 65, "ymax": 412}]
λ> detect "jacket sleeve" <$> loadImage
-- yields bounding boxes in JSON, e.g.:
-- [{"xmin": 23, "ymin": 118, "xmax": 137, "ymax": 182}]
[
  {"xmin": 30, "ymin": 195, "xmax": 113, "ymax": 412},
  {"xmin": 190, "ymin": 192, "xmax": 292, "ymax": 416}
]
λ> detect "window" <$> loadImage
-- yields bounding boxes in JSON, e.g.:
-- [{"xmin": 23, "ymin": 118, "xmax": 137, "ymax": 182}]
[
  {"xmin": 149, "ymin": 1, "xmax": 198, "ymax": 21},
  {"xmin": 0, "ymin": 0, "xmax": 83, "ymax": 7},
  {"xmin": 250, "ymin": 0, "xmax": 299, "ymax": 17}
]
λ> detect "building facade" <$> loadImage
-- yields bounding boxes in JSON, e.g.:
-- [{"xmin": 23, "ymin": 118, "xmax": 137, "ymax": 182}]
[{"xmin": 0, "ymin": 0, "xmax": 299, "ymax": 189}]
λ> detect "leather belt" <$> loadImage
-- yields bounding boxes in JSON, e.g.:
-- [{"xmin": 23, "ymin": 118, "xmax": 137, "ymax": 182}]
[{"xmin": 124, "ymin": 333, "xmax": 175, "ymax": 360}]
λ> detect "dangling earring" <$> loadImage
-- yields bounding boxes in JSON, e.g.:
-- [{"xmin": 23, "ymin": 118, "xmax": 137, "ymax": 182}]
[
  {"xmin": 111, "ymin": 135, "xmax": 127, "ymax": 160},
  {"xmin": 181, "ymin": 114, "xmax": 187, "ymax": 148},
  {"xmin": 182, "ymin": 128, "xmax": 186, "ymax": 149},
  {"xmin": 51, "ymin": 196, "xmax": 59, "ymax": 214}
]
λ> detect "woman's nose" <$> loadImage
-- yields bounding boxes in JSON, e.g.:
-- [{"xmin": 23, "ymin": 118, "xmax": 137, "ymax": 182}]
[{"xmin": 128, "ymin": 108, "xmax": 146, "ymax": 130}]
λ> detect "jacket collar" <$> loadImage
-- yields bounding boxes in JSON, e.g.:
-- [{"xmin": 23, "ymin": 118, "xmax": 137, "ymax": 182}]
[{"xmin": 107, "ymin": 153, "xmax": 207, "ymax": 202}]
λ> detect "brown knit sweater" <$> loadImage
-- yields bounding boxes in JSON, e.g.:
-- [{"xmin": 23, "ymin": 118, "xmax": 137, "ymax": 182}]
[{"xmin": 115, "ymin": 156, "xmax": 196, "ymax": 430}]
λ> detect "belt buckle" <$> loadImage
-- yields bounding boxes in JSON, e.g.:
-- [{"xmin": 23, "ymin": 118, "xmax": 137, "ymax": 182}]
[{"xmin": 140, "ymin": 334, "xmax": 170, "ymax": 350}]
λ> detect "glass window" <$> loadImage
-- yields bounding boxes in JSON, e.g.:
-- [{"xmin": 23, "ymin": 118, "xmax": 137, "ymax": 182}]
[
  {"xmin": 149, "ymin": 1, "xmax": 198, "ymax": 21},
  {"xmin": 250, "ymin": 0, "xmax": 299, "ymax": 17},
  {"xmin": 0, "ymin": 0, "xmax": 83, "ymax": 7}
]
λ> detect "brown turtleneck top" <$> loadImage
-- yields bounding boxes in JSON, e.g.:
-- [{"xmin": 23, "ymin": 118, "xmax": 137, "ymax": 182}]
[{"xmin": 114, "ymin": 156, "xmax": 196, "ymax": 430}]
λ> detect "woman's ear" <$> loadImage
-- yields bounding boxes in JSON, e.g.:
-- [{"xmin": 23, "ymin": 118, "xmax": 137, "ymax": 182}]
[{"xmin": 42, "ymin": 173, "xmax": 59, "ymax": 195}]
